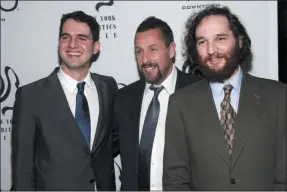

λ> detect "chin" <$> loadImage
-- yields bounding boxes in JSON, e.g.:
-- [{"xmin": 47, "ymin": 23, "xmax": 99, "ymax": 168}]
[
  {"xmin": 211, "ymin": 67, "xmax": 225, "ymax": 73},
  {"xmin": 145, "ymin": 77, "xmax": 157, "ymax": 83},
  {"xmin": 68, "ymin": 61, "xmax": 89, "ymax": 68},
  {"xmin": 144, "ymin": 76, "xmax": 158, "ymax": 84},
  {"xmin": 208, "ymin": 63, "xmax": 225, "ymax": 72}
]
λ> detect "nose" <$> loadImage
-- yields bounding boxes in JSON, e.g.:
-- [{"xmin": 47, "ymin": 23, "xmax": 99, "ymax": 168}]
[
  {"xmin": 207, "ymin": 42, "xmax": 217, "ymax": 55},
  {"xmin": 137, "ymin": 50, "xmax": 149, "ymax": 65},
  {"xmin": 142, "ymin": 51, "xmax": 150, "ymax": 64},
  {"xmin": 68, "ymin": 37, "xmax": 78, "ymax": 48}
]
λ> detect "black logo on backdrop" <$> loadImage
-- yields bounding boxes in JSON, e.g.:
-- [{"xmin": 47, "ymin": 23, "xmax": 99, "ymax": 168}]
[
  {"xmin": 0, "ymin": 66, "xmax": 20, "ymax": 115},
  {"xmin": 181, "ymin": 1, "xmax": 220, "ymax": 10},
  {"xmin": 95, "ymin": 0, "xmax": 114, "ymax": 12},
  {"xmin": 94, "ymin": 0, "xmax": 117, "ymax": 39},
  {"xmin": 0, "ymin": 0, "xmax": 18, "ymax": 12}
]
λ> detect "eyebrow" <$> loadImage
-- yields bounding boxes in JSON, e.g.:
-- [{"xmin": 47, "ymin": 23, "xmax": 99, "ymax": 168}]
[
  {"xmin": 135, "ymin": 44, "xmax": 159, "ymax": 49},
  {"xmin": 60, "ymin": 33, "xmax": 90, "ymax": 39},
  {"xmin": 196, "ymin": 33, "xmax": 229, "ymax": 42},
  {"xmin": 149, "ymin": 44, "xmax": 158, "ymax": 48},
  {"xmin": 216, "ymin": 33, "xmax": 229, "ymax": 37}
]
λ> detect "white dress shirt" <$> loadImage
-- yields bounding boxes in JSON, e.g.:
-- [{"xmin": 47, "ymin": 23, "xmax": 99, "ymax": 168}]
[
  {"xmin": 57, "ymin": 67, "xmax": 99, "ymax": 150},
  {"xmin": 139, "ymin": 65, "xmax": 177, "ymax": 190}
]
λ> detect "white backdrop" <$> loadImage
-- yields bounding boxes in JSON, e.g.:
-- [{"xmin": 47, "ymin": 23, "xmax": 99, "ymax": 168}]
[{"xmin": 1, "ymin": 1, "xmax": 278, "ymax": 190}]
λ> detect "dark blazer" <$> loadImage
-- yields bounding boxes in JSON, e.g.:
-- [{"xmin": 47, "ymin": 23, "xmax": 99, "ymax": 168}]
[
  {"xmin": 11, "ymin": 67, "xmax": 118, "ymax": 191},
  {"xmin": 163, "ymin": 73, "xmax": 287, "ymax": 191},
  {"xmin": 114, "ymin": 68, "xmax": 200, "ymax": 190}
]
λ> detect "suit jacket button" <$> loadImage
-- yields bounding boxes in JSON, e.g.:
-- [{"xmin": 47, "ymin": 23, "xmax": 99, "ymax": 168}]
[
  {"xmin": 90, "ymin": 179, "xmax": 94, "ymax": 183},
  {"xmin": 230, "ymin": 178, "xmax": 236, "ymax": 184}
]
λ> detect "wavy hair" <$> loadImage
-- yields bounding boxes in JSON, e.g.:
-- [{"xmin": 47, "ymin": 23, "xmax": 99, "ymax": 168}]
[{"xmin": 182, "ymin": 6, "xmax": 252, "ymax": 73}]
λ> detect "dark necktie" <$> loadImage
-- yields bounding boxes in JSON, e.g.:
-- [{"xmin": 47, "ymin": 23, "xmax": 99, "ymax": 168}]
[
  {"xmin": 75, "ymin": 82, "xmax": 91, "ymax": 148},
  {"xmin": 220, "ymin": 84, "xmax": 236, "ymax": 155},
  {"xmin": 138, "ymin": 85, "xmax": 164, "ymax": 191}
]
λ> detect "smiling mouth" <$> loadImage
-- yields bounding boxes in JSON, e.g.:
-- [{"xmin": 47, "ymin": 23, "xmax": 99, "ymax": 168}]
[
  {"xmin": 143, "ymin": 66, "xmax": 157, "ymax": 72},
  {"xmin": 67, "ymin": 52, "xmax": 82, "ymax": 56},
  {"xmin": 209, "ymin": 58, "xmax": 221, "ymax": 63},
  {"xmin": 207, "ymin": 56, "xmax": 224, "ymax": 65},
  {"xmin": 141, "ymin": 63, "xmax": 158, "ymax": 71}
]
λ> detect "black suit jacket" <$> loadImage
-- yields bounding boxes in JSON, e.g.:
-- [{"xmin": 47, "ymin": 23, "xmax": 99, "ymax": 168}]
[
  {"xmin": 163, "ymin": 73, "xmax": 286, "ymax": 190},
  {"xmin": 114, "ymin": 68, "xmax": 200, "ymax": 190},
  {"xmin": 11, "ymin": 67, "xmax": 118, "ymax": 191}
]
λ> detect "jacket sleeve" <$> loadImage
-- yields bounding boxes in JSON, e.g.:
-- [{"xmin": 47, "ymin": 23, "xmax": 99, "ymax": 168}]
[
  {"xmin": 11, "ymin": 87, "xmax": 37, "ymax": 191},
  {"xmin": 162, "ymin": 95, "xmax": 193, "ymax": 190},
  {"xmin": 273, "ymin": 84, "xmax": 287, "ymax": 191}
]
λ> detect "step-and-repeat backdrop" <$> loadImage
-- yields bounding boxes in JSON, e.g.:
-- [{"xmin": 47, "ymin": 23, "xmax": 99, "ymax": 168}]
[{"xmin": 1, "ymin": 1, "xmax": 278, "ymax": 190}]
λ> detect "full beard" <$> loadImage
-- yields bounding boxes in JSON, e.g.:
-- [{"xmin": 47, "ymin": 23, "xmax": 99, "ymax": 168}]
[
  {"xmin": 197, "ymin": 42, "xmax": 240, "ymax": 83},
  {"xmin": 138, "ymin": 62, "xmax": 163, "ymax": 85}
]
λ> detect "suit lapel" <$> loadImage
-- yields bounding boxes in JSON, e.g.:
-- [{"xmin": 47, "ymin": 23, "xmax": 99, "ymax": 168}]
[
  {"xmin": 130, "ymin": 81, "xmax": 145, "ymax": 171},
  {"xmin": 130, "ymin": 81, "xmax": 145, "ymax": 136},
  {"xmin": 196, "ymin": 80, "xmax": 230, "ymax": 165},
  {"xmin": 90, "ymin": 74, "xmax": 106, "ymax": 153},
  {"xmin": 231, "ymin": 73, "xmax": 261, "ymax": 169},
  {"xmin": 197, "ymin": 73, "xmax": 261, "ymax": 167},
  {"xmin": 43, "ymin": 68, "xmax": 90, "ymax": 153}
]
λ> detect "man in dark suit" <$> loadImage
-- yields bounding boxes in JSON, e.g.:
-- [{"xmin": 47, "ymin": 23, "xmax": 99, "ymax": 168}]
[
  {"xmin": 163, "ymin": 6, "xmax": 286, "ymax": 191},
  {"xmin": 11, "ymin": 11, "xmax": 118, "ymax": 191},
  {"xmin": 114, "ymin": 16, "xmax": 199, "ymax": 191}
]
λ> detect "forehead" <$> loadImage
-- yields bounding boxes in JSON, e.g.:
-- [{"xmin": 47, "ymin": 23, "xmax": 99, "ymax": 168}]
[
  {"xmin": 61, "ymin": 19, "xmax": 91, "ymax": 35},
  {"xmin": 196, "ymin": 15, "xmax": 231, "ymax": 37},
  {"xmin": 135, "ymin": 28, "xmax": 165, "ymax": 47}
]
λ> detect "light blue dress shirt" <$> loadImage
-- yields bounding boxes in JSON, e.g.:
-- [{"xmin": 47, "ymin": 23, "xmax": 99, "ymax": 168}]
[{"xmin": 209, "ymin": 67, "xmax": 243, "ymax": 119}]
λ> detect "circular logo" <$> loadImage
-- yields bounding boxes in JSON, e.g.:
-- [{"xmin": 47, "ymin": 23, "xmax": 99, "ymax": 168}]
[{"xmin": 0, "ymin": 0, "xmax": 19, "ymax": 12}]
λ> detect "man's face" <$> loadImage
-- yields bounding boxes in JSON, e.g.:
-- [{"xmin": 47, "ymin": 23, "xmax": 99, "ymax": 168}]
[
  {"xmin": 58, "ymin": 19, "xmax": 100, "ymax": 71},
  {"xmin": 195, "ymin": 15, "xmax": 241, "ymax": 82},
  {"xmin": 135, "ymin": 28, "xmax": 175, "ymax": 85}
]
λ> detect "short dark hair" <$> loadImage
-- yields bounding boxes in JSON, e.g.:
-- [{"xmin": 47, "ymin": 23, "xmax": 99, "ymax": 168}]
[
  {"xmin": 183, "ymin": 6, "xmax": 252, "ymax": 72},
  {"xmin": 136, "ymin": 16, "xmax": 174, "ymax": 47},
  {"xmin": 59, "ymin": 10, "xmax": 100, "ymax": 42}
]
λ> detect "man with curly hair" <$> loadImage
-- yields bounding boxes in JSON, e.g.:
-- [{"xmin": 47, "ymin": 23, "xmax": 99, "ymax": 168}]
[{"xmin": 163, "ymin": 6, "xmax": 286, "ymax": 191}]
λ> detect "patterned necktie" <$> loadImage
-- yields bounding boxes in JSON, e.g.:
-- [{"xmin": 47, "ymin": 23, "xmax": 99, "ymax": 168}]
[
  {"xmin": 138, "ymin": 85, "xmax": 164, "ymax": 191},
  {"xmin": 220, "ymin": 84, "xmax": 236, "ymax": 155},
  {"xmin": 75, "ymin": 82, "xmax": 91, "ymax": 148}
]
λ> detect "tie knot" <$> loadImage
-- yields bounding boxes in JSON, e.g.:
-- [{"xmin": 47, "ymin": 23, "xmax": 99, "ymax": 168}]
[
  {"xmin": 223, "ymin": 84, "xmax": 233, "ymax": 96},
  {"xmin": 149, "ymin": 85, "xmax": 164, "ymax": 97},
  {"xmin": 77, "ymin": 82, "xmax": 86, "ymax": 93}
]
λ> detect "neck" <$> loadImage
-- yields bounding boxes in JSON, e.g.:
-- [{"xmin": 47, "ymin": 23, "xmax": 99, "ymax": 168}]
[{"xmin": 61, "ymin": 65, "xmax": 89, "ymax": 81}]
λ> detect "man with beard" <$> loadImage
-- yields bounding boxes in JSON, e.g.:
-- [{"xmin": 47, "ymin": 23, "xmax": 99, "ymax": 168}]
[
  {"xmin": 114, "ymin": 16, "xmax": 199, "ymax": 191},
  {"xmin": 162, "ymin": 6, "xmax": 286, "ymax": 191},
  {"xmin": 11, "ymin": 11, "xmax": 118, "ymax": 191}
]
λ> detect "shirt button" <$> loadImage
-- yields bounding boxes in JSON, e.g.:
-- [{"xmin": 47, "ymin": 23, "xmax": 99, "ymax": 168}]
[{"xmin": 230, "ymin": 178, "xmax": 236, "ymax": 184}]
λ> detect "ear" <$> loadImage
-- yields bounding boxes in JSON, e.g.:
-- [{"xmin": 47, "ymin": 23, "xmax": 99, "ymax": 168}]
[
  {"xmin": 93, "ymin": 41, "xmax": 101, "ymax": 54},
  {"xmin": 238, "ymin": 36, "xmax": 243, "ymax": 48},
  {"xmin": 168, "ymin": 42, "xmax": 176, "ymax": 59}
]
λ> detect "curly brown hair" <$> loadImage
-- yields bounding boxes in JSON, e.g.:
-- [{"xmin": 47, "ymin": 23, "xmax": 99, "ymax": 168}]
[{"xmin": 182, "ymin": 6, "xmax": 252, "ymax": 74}]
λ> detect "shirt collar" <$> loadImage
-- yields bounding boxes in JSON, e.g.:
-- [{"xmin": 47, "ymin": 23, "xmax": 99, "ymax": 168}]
[
  {"xmin": 57, "ymin": 66, "xmax": 96, "ymax": 93},
  {"xmin": 210, "ymin": 66, "xmax": 243, "ymax": 97},
  {"xmin": 144, "ymin": 65, "xmax": 177, "ymax": 95}
]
